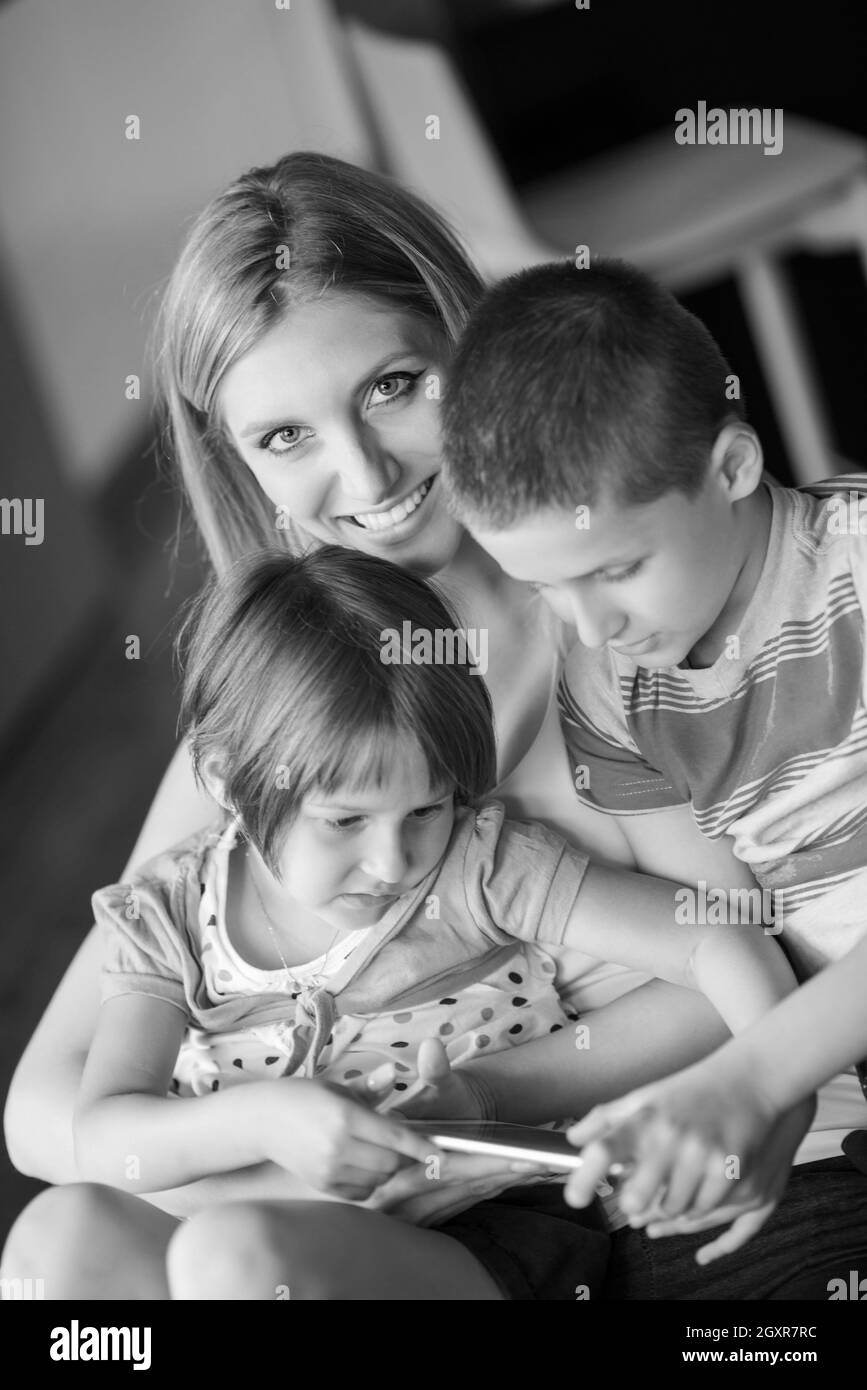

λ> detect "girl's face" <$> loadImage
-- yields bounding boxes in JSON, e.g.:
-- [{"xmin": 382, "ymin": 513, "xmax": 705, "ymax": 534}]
[
  {"xmin": 218, "ymin": 292, "xmax": 464, "ymax": 577},
  {"xmin": 263, "ymin": 735, "xmax": 457, "ymax": 932}
]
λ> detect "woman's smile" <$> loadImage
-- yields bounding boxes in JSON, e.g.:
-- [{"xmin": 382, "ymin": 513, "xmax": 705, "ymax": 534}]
[{"xmin": 339, "ymin": 474, "xmax": 437, "ymax": 540}]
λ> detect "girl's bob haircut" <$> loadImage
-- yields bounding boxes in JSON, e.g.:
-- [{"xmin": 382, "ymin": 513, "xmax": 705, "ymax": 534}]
[
  {"xmin": 178, "ymin": 546, "xmax": 497, "ymax": 875},
  {"xmin": 153, "ymin": 151, "xmax": 485, "ymax": 576}
]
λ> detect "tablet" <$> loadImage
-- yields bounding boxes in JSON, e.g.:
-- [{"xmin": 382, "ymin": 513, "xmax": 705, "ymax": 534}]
[{"xmin": 405, "ymin": 1119, "xmax": 586, "ymax": 1171}]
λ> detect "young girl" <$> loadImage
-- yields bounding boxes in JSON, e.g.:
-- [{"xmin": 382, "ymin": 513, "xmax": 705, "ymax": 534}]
[{"xmin": 64, "ymin": 546, "xmax": 794, "ymax": 1299}]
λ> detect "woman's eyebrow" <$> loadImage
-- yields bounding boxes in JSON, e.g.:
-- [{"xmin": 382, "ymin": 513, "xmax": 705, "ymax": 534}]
[{"xmin": 238, "ymin": 346, "xmax": 425, "ymax": 438}]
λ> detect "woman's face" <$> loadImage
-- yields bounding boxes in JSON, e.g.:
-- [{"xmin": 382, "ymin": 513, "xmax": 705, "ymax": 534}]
[{"xmin": 218, "ymin": 292, "xmax": 464, "ymax": 576}]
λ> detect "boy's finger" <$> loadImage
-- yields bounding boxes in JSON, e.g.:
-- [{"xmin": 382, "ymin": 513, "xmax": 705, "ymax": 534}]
[
  {"xmin": 618, "ymin": 1130, "xmax": 679, "ymax": 1220},
  {"xmin": 566, "ymin": 1108, "xmax": 617, "ymax": 1147},
  {"xmin": 653, "ymin": 1137, "xmax": 712, "ymax": 1219},
  {"xmin": 695, "ymin": 1206, "xmax": 774, "ymax": 1265},
  {"xmin": 563, "ymin": 1139, "xmax": 613, "ymax": 1207}
]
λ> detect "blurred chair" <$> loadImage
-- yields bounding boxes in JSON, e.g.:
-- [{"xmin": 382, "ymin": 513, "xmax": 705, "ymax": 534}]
[{"xmin": 340, "ymin": 11, "xmax": 867, "ymax": 484}]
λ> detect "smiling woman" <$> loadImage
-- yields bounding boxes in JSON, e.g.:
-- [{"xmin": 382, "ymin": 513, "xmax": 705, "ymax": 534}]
[{"xmin": 216, "ymin": 294, "xmax": 453, "ymax": 570}]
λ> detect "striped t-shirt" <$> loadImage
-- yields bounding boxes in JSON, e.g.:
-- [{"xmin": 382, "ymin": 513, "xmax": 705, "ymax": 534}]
[
  {"xmin": 559, "ymin": 476, "xmax": 867, "ymax": 982},
  {"xmin": 559, "ymin": 476, "xmax": 867, "ymax": 1159}
]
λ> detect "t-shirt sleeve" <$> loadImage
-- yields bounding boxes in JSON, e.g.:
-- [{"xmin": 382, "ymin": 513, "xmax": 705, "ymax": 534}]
[
  {"xmin": 92, "ymin": 881, "xmax": 189, "ymax": 1013},
  {"xmin": 558, "ymin": 645, "xmax": 686, "ymax": 814},
  {"xmin": 848, "ymin": 528, "xmax": 867, "ymax": 708},
  {"xmin": 459, "ymin": 802, "xmax": 589, "ymax": 947}
]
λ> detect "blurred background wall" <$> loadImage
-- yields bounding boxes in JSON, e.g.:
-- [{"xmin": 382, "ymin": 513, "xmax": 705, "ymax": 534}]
[{"xmin": 1, "ymin": 0, "xmax": 866, "ymax": 1245}]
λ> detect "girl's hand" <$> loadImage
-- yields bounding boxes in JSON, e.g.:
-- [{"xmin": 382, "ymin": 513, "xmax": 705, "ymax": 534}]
[
  {"xmin": 365, "ymin": 1151, "xmax": 538, "ymax": 1226},
  {"xmin": 563, "ymin": 1061, "xmax": 815, "ymax": 1260},
  {"xmin": 261, "ymin": 1079, "xmax": 434, "ymax": 1200},
  {"xmin": 398, "ymin": 1038, "xmax": 496, "ymax": 1122}
]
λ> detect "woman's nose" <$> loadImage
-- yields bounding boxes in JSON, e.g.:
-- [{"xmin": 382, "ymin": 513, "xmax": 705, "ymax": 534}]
[{"xmin": 337, "ymin": 426, "xmax": 401, "ymax": 505}]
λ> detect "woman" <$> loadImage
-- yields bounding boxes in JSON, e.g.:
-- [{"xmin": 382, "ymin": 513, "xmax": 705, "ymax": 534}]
[{"xmin": 2, "ymin": 153, "xmax": 818, "ymax": 1296}]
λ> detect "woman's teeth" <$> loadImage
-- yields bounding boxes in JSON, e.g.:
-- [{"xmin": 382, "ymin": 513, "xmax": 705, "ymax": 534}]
[{"xmin": 348, "ymin": 478, "xmax": 434, "ymax": 532}]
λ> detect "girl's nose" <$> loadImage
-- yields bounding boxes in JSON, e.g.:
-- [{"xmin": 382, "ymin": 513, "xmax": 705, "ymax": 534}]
[{"xmin": 359, "ymin": 828, "xmax": 408, "ymax": 886}]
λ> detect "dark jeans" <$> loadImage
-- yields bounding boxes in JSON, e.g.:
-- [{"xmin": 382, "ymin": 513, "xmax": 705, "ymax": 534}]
[{"xmin": 605, "ymin": 1155, "xmax": 867, "ymax": 1300}]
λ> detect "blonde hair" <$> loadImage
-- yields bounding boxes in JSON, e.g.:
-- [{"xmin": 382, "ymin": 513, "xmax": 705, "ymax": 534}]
[{"xmin": 153, "ymin": 151, "xmax": 485, "ymax": 575}]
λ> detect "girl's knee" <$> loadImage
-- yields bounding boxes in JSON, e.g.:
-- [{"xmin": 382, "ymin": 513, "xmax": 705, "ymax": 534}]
[
  {"xmin": 1, "ymin": 1184, "xmax": 125, "ymax": 1293},
  {"xmin": 167, "ymin": 1202, "xmax": 335, "ymax": 1301}
]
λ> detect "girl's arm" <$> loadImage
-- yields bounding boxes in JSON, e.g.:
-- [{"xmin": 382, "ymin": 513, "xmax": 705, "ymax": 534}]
[
  {"xmin": 3, "ymin": 740, "xmax": 218, "ymax": 1182},
  {"xmin": 74, "ymin": 993, "xmax": 431, "ymax": 1197},
  {"xmin": 558, "ymin": 864, "xmax": 797, "ymax": 1032}
]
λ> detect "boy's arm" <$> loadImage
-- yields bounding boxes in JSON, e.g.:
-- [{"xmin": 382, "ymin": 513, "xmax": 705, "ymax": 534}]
[
  {"xmin": 557, "ymin": 863, "xmax": 797, "ymax": 1033},
  {"xmin": 712, "ymin": 928, "xmax": 867, "ymax": 1109}
]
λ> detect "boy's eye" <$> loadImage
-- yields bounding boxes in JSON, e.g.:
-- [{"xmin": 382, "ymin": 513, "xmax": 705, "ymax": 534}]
[
  {"xmin": 601, "ymin": 560, "xmax": 644, "ymax": 584},
  {"xmin": 368, "ymin": 371, "xmax": 423, "ymax": 408},
  {"xmin": 260, "ymin": 425, "xmax": 314, "ymax": 457}
]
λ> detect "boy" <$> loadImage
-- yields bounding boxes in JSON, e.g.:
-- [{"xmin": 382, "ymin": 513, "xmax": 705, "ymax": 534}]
[{"xmin": 441, "ymin": 258, "xmax": 867, "ymax": 1260}]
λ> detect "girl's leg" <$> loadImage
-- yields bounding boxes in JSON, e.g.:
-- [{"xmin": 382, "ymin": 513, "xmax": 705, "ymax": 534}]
[
  {"xmin": 1, "ymin": 1184, "xmax": 179, "ymax": 1299},
  {"xmin": 167, "ymin": 1199, "xmax": 505, "ymax": 1300}
]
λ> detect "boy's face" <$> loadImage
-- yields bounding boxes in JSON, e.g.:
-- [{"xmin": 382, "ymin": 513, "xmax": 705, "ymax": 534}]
[
  {"xmin": 270, "ymin": 736, "xmax": 456, "ymax": 931},
  {"xmin": 470, "ymin": 474, "xmax": 754, "ymax": 669}
]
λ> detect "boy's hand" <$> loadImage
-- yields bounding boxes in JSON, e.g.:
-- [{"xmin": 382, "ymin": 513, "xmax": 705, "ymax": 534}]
[
  {"xmin": 261, "ymin": 1078, "xmax": 434, "ymax": 1200},
  {"xmin": 563, "ymin": 1060, "xmax": 815, "ymax": 1262}
]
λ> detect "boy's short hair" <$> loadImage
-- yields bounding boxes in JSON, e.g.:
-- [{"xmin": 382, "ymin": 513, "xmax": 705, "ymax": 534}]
[
  {"xmin": 177, "ymin": 546, "xmax": 496, "ymax": 876},
  {"xmin": 442, "ymin": 258, "xmax": 745, "ymax": 530}
]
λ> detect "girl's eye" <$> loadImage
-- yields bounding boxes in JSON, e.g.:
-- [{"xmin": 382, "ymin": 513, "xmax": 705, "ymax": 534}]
[
  {"xmin": 602, "ymin": 561, "xmax": 644, "ymax": 584},
  {"xmin": 368, "ymin": 371, "xmax": 423, "ymax": 408},
  {"xmin": 411, "ymin": 802, "xmax": 446, "ymax": 820},
  {"xmin": 260, "ymin": 425, "xmax": 314, "ymax": 457},
  {"xmin": 324, "ymin": 816, "xmax": 363, "ymax": 831}
]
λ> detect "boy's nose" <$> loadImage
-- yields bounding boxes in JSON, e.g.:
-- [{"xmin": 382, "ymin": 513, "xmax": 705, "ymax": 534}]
[{"xmin": 567, "ymin": 590, "xmax": 623, "ymax": 650}]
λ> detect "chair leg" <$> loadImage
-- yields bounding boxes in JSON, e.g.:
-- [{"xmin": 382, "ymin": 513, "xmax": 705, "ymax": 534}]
[
  {"xmin": 795, "ymin": 175, "xmax": 867, "ymax": 286},
  {"xmin": 736, "ymin": 253, "xmax": 839, "ymax": 485}
]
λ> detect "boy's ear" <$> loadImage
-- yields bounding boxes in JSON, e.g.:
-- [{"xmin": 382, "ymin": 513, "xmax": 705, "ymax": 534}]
[
  {"xmin": 709, "ymin": 422, "xmax": 764, "ymax": 502},
  {"xmin": 197, "ymin": 750, "xmax": 236, "ymax": 815}
]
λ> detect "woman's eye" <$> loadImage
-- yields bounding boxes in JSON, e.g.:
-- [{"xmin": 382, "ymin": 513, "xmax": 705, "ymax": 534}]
[
  {"xmin": 260, "ymin": 425, "xmax": 313, "ymax": 457},
  {"xmin": 368, "ymin": 371, "xmax": 422, "ymax": 408}
]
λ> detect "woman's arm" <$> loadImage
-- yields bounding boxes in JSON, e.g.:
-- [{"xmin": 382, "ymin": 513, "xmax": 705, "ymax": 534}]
[{"xmin": 3, "ymin": 740, "xmax": 217, "ymax": 1182}]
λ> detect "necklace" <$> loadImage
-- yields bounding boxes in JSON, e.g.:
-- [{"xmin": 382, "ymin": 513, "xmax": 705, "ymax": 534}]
[{"xmin": 245, "ymin": 849, "xmax": 341, "ymax": 990}]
